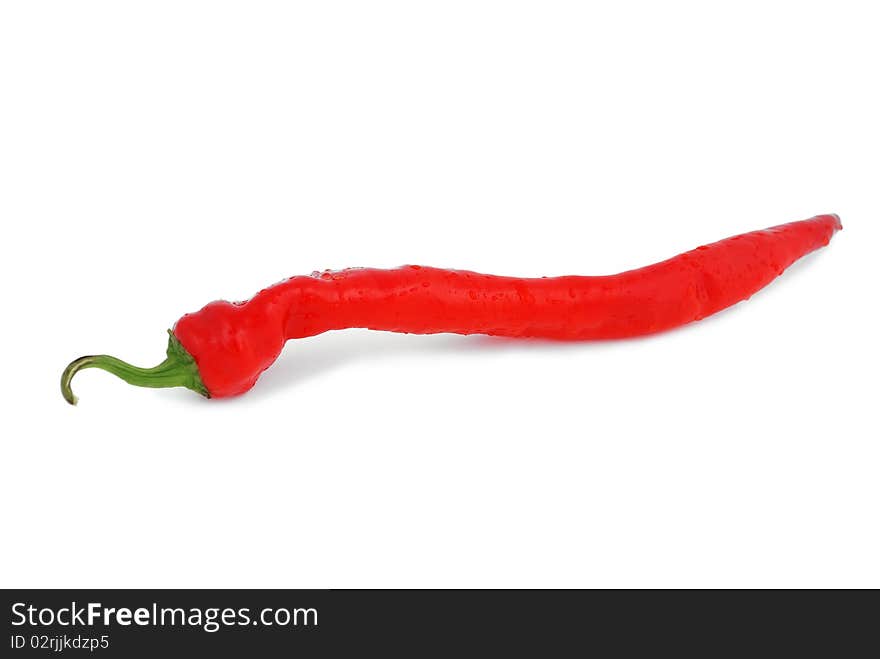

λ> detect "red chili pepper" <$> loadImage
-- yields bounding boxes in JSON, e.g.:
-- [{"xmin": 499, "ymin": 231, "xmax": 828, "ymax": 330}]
[{"xmin": 61, "ymin": 213, "xmax": 841, "ymax": 403}]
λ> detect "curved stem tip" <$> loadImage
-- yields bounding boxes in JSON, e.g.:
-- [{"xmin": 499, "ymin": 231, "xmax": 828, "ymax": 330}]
[{"xmin": 61, "ymin": 331, "xmax": 209, "ymax": 405}]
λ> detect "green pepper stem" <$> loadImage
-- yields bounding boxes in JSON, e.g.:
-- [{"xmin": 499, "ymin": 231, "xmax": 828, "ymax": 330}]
[{"xmin": 61, "ymin": 331, "xmax": 209, "ymax": 405}]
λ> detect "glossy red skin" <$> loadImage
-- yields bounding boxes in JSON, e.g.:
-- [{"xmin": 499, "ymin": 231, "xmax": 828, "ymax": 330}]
[{"xmin": 173, "ymin": 214, "xmax": 841, "ymax": 398}]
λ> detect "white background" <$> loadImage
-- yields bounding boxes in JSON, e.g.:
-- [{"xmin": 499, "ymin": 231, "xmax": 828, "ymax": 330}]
[{"xmin": 1, "ymin": 1, "xmax": 877, "ymax": 588}]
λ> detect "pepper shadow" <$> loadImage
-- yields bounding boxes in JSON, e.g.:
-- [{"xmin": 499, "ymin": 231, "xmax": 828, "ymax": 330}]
[{"xmin": 248, "ymin": 331, "xmax": 577, "ymax": 400}]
